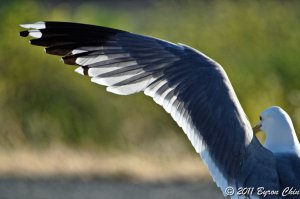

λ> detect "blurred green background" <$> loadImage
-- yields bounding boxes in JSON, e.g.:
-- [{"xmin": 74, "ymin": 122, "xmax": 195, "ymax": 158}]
[{"xmin": 0, "ymin": 0, "xmax": 300, "ymax": 151}]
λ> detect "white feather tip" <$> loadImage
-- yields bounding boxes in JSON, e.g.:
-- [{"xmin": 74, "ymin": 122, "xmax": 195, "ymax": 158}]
[
  {"xmin": 20, "ymin": 21, "xmax": 45, "ymax": 29},
  {"xmin": 75, "ymin": 67, "xmax": 84, "ymax": 75}
]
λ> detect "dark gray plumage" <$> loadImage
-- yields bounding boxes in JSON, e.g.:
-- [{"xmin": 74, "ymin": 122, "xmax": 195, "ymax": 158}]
[{"xmin": 20, "ymin": 21, "xmax": 300, "ymax": 199}]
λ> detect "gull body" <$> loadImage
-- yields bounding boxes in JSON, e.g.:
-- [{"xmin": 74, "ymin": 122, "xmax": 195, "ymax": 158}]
[{"xmin": 256, "ymin": 106, "xmax": 300, "ymax": 198}]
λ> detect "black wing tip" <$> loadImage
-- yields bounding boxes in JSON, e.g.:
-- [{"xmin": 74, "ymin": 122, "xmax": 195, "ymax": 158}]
[
  {"xmin": 62, "ymin": 55, "xmax": 77, "ymax": 65},
  {"xmin": 20, "ymin": 30, "xmax": 29, "ymax": 37},
  {"xmin": 20, "ymin": 21, "xmax": 128, "ymax": 34}
]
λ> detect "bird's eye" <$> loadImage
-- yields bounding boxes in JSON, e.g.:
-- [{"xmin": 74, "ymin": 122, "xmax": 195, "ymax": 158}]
[{"xmin": 259, "ymin": 116, "xmax": 262, "ymax": 121}]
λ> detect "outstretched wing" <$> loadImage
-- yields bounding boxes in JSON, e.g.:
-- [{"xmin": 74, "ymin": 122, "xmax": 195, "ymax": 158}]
[{"xmin": 20, "ymin": 21, "xmax": 280, "ymax": 198}]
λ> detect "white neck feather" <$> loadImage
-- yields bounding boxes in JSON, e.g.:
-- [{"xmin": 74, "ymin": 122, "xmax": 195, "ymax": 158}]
[
  {"xmin": 263, "ymin": 116, "xmax": 300, "ymax": 154},
  {"xmin": 264, "ymin": 128, "xmax": 300, "ymax": 154}
]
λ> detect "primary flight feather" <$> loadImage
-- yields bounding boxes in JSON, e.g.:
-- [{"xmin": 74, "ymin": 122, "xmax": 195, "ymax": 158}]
[{"xmin": 20, "ymin": 21, "xmax": 300, "ymax": 199}]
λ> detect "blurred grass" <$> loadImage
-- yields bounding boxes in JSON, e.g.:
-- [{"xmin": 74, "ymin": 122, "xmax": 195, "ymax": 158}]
[
  {"xmin": 0, "ymin": 0, "xmax": 300, "ymax": 151},
  {"xmin": 0, "ymin": 145, "xmax": 209, "ymax": 181}
]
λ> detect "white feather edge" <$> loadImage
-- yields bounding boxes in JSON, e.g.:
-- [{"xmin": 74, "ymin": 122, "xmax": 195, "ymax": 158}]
[
  {"xmin": 106, "ymin": 77, "xmax": 155, "ymax": 95},
  {"xmin": 74, "ymin": 67, "xmax": 84, "ymax": 75},
  {"xmin": 75, "ymin": 55, "xmax": 109, "ymax": 65},
  {"xmin": 91, "ymin": 71, "xmax": 147, "ymax": 87},
  {"xmin": 72, "ymin": 49, "xmax": 88, "ymax": 55},
  {"xmin": 28, "ymin": 30, "xmax": 42, "ymax": 38},
  {"xmin": 20, "ymin": 21, "xmax": 45, "ymax": 29}
]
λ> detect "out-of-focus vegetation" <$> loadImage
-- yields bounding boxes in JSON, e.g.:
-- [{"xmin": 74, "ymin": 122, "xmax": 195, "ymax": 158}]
[{"xmin": 0, "ymin": 0, "xmax": 300, "ymax": 150}]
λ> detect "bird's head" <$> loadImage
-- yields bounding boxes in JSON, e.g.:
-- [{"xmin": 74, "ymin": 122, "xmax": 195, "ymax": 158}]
[{"xmin": 253, "ymin": 106, "xmax": 295, "ymax": 136}]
